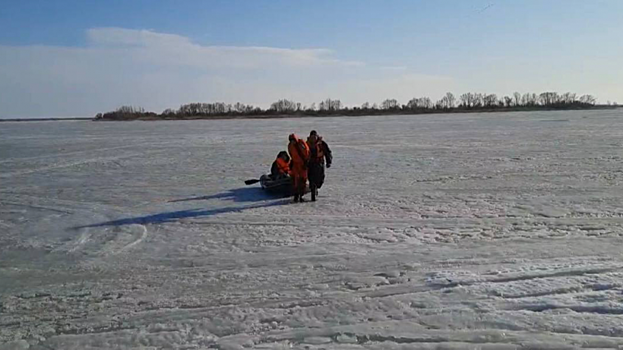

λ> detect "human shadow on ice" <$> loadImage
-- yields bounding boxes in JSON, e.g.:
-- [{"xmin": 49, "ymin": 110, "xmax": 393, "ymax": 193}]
[
  {"xmin": 74, "ymin": 200, "xmax": 287, "ymax": 229},
  {"xmin": 168, "ymin": 186, "xmax": 279, "ymax": 203}
]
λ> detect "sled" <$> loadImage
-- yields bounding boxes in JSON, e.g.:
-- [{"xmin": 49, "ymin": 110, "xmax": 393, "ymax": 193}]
[{"xmin": 245, "ymin": 174, "xmax": 309, "ymax": 197}]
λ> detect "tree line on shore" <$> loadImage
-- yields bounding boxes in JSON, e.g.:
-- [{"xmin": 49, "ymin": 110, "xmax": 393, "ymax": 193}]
[{"xmin": 94, "ymin": 91, "xmax": 607, "ymax": 120}]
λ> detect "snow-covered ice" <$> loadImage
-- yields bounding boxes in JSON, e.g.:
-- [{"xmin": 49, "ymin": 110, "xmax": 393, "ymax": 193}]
[{"xmin": 2, "ymin": 110, "xmax": 623, "ymax": 349}]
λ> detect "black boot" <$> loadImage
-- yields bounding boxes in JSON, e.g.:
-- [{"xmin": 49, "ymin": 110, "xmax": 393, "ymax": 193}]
[{"xmin": 293, "ymin": 194, "xmax": 300, "ymax": 203}]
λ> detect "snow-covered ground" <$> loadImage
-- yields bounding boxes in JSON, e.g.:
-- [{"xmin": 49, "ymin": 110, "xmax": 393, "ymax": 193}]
[{"xmin": 2, "ymin": 110, "xmax": 623, "ymax": 350}]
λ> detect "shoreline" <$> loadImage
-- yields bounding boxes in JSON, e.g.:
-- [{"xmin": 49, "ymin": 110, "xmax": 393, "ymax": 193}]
[
  {"xmin": 94, "ymin": 105, "xmax": 620, "ymax": 122},
  {"xmin": 2, "ymin": 105, "xmax": 620, "ymax": 123}
]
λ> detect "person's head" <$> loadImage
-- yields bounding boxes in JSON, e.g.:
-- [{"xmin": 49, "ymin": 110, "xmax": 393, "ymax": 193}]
[
  {"xmin": 277, "ymin": 151, "xmax": 289, "ymax": 161},
  {"xmin": 309, "ymin": 130, "xmax": 320, "ymax": 141},
  {"xmin": 289, "ymin": 134, "xmax": 297, "ymax": 143}
]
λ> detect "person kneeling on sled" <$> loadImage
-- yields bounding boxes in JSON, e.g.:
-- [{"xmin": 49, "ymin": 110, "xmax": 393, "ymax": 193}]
[
  {"xmin": 306, "ymin": 130, "xmax": 333, "ymax": 201},
  {"xmin": 270, "ymin": 151, "xmax": 291, "ymax": 180},
  {"xmin": 288, "ymin": 134, "xmax": 310, "ymax": 202}
]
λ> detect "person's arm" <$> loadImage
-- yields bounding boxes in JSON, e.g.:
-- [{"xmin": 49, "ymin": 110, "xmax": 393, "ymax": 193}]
[
  {"xmin": 271, "ymin": 161, "xmax": 279, "ymax": 177},
  {"xmin": 322, "ymin": 141, "xmax": 333, "ymax": 167}
]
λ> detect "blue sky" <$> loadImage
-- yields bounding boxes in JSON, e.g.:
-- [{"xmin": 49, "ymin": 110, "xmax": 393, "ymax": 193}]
[{"xmin": 0, "ymin": 0, "xmax": 621, "ymax": 117}]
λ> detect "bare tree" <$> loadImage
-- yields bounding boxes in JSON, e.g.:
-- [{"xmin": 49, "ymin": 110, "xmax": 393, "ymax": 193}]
[
  {"xmin": 436, "ymin": 97, "xmax": 448, "ymax": 109},
  {"xmin": 381, "ymin": 99, "xmax": 399, "ymax": 110},
  {"xmin": 579, "ymin": 95, "xmax": 596, "ymax": 105},
  {"xmin": 538, "ymin": 92, "xmax": 559, "ymax": 106},
  {"xmin": 445, "ymin": 92, "xmax": 456, "ymax": 108},
  {"xmin": 513, "ymin": 92, "xmax": 522, "ymax": 106},
  {"xmin": 460, "ymin": 93, "xmax": 485, "ymax": 108},
  {"xmin": 178, "ymin": 102, "xmax": 234, "ymax": 115},
  {"xmin": 460, "ymin": 93, "xmax": 477, "ymax": 108},
  {"xmin": 319, "ymin": 98, "xmax": 342, "ymax": 111},
  {"xmin": 522, "ymin": 93, "xmax": 538, "ymax": 106},
  {"xmin": 270, "ymin": 99, "xmax": 299, "ymax": 113},
  {"xmin": 233, "ymin": 102, "xmax": 252, "ymax": 113},
  {"xmin": 504, "ymin": 96, "xmax": 513, "ymax": 107},
  {"xmin": 435, "ymin": 93, "xmax": 456, "ymax": 109},
  {"xmin": 483, "ymin": 94, "xmax": 498, "ymax": 107},
  {"xmin": 473, "ymin": 93, "xmax": 484, "ymax": 107},
  {"xmin": 117, "ymin": 106, "xmax": 145, "ymax": 114},
  {"xmin": 407, "ymin": 97, "xmax": 433, "ymax": 109}
]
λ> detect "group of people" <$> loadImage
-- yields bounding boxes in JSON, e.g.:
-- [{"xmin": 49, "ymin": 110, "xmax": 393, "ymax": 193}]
[{"xmin": 271, "ymin": 130, "xmax": 332, "ymax": 202}]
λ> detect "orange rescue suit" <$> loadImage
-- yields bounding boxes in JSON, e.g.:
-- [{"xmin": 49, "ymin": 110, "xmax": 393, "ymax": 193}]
[
  {"xmin": 307, "ymin": 138, "xmax": 325, "ymax": 163},
  {"xmin": 288, "ymin": 135, "xmax": 310, "ymax": 194},
  {"xmin": 275, "ymin": 157, "xmax": 290, "ymax": 175}
]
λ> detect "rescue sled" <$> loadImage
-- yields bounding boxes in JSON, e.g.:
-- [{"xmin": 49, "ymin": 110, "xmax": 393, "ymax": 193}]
[
  {"xmin": 260, "ymin": 174, "xmax": 292, "ymax": 194},
  {"xmin": 259, "ymin": 174, "xmax": 310, "ymax": 196}
]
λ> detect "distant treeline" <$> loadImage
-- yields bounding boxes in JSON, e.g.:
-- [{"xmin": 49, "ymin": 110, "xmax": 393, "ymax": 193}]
[{"xmin": 94, "ymin": 91, "xmax": 613, "ymax": 121}]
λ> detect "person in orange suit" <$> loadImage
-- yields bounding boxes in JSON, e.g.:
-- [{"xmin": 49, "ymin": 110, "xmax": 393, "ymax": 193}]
[{"xmin": 288, "ymin": 133, "xmax": 310, "ymax": 202}]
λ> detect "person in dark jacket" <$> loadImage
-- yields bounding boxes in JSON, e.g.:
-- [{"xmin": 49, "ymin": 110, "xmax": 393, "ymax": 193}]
[{"xmin": 306, "ymin": 130, "xmax": 333, "ymax": 201}]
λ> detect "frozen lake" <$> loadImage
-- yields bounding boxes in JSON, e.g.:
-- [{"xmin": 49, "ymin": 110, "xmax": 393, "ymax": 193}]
[{"xmin": 2, "ymin": 110, "xmax": 623, "ymax": 349}]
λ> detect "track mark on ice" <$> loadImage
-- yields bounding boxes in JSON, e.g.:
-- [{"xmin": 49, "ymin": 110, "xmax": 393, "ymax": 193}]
[
  {"xmin": 427, "ymin": 265, "xmax": 622, "ymax": 289},
  {"xmin": 66, "ymin": 224, "xmax": 148, "ymax": 255},
  {"xmin": 2, "ymin": 201, "xmax": 73, "ymax": 215},
  {"xmin": 493, "ymin": 282, "xmax": 620, "ymax": 299},
  {"xmin": 0, "ymin": 153, "xmax": 142, "ymax": 178},
  {"xmin": 69, "ymin": 230, "xmax": 91, "ymax": 253},
  {"xmin": 112, "ymin": 224, "xmax": 148, "ymax": 254},
  {"xmin": 506, "ymin": 303, "xmax": 623, "ymax": 315}
]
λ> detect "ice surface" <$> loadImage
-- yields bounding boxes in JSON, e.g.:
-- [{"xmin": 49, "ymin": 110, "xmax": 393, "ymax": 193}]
[{"xmin": 2, "ymin": 110, "xmax": 623, "ymax": 349}]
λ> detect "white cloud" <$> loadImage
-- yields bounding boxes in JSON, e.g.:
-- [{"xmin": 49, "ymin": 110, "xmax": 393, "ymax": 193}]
[
  {"xmin": 87, "ymin": 28, "xmax": 192, "ymax": 48},
  {"xmin": 84, "ymin": 27, "xmax": 363, "ymax": 69},
  {"xmin": 0, "ymin": 28, "xmax": 454, "ymax": 118},
  {"xmin": 379, "ymin": 66, "xmax": 408, "ymax": 71}
]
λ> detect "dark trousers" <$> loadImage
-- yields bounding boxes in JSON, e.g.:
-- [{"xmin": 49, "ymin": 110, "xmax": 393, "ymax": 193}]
[{"xmin": 308, "ymin": 162, "xmax": 325, "ymax": 189}]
